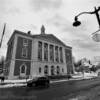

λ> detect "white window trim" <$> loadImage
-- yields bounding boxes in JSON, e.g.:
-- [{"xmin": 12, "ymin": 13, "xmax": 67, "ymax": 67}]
[{"xmin": 20, "ymin": 63, "xmax": 27, "ymax": 77}]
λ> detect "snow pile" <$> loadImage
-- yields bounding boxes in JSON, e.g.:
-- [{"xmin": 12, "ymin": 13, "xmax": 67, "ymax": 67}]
[{"xmin": 84, "ymin": 72, "xmax": 97, "ymax": 78}]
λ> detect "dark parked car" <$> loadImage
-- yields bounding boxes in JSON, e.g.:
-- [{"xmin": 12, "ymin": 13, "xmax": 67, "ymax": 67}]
[{"xmin": 27, "ymin": 76, "xmax": 50, "ymax": 87}]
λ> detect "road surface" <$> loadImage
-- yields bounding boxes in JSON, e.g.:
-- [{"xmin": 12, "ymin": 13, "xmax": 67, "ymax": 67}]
[{"xmin": 0, "ymin": 77, "xmax": 100, "ymax": 100}]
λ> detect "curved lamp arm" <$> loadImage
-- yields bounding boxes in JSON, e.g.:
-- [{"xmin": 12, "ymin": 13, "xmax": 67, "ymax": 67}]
[
  {"xmin": 73, "ymin": 11, "xmax": 95, "ymax": 27},
  {"xmin": 75, "ymin": 11, "xmax": 94, "ymax": 18}
]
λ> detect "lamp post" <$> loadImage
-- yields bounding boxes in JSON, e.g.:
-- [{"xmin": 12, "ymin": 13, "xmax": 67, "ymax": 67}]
[{"xmin": 73, "ymin": 7, "xmax": 100, "ymax": 28}]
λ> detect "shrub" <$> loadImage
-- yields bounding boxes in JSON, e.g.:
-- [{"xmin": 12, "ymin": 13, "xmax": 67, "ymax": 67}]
[{"xmin": 48, "ymin": 74, "xmax": 72, "ymax": 80}]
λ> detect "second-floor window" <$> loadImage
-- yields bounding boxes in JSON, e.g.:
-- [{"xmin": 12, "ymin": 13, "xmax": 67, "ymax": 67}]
[
  {"xmin": 55, "ymin": 46, "xmax": 59, "ymax": 62},
  {"xmin": 38, "ymin": 41, "xmax": 42, "ymax": 61},
  {"xmin": 59, "ymin": 47, "xmax": 63, "ymax": 63},
  {"xmin": 49, "ymin": 45, "xmax": 54, "ymax": 62},
  {"xmin": 23, "ymin": 39, "xmax": 28, "ymax": 46},
  {"xmin": 22, "ymin": 46, "xmax": 28, "ymax": 57},
  {"xmin": 44, "ymin": 43, "xmax": 48, "ymax": 61},
  {"xmin": 65, "ymin": 49, "xmax": 72, "ymax": 63}
]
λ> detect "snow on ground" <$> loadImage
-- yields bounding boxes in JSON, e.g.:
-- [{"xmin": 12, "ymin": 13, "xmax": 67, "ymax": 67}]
[
  {"xmin": 0, "ymin": 83, "xmax": 27, "ymax": 88},
  {"xmin": 4, "ymin": 79, "xmax": 29, "ymax": 83},
  {"xmin": 72, "ymin": 72, "xmax": 98, "ymax": 79},
  {"xmin": 0, "ymin": 73, "xmax": 98, "ymax": 88}
]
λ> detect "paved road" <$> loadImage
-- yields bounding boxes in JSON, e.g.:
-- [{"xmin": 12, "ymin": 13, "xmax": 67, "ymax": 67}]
[{"xmin": 0, "ymin": 77, "xmax": 100, "ymax": 100}]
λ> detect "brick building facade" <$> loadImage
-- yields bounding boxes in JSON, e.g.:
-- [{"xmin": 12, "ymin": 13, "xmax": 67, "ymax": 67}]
[{"xmin": 5, "ymin": 26, "xmax": 73, "ymax": 79}]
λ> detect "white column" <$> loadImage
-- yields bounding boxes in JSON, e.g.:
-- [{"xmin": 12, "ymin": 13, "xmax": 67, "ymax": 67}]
[
  {"xmin": 42, "ymin": 42, "xmax": 44, "ymax": 61},
  {"xmin": 31, "ymin": 40, "xmax": 38, "ymax": 77},
  {"xmin": 48, "ymin": 43, "xmax": 50, "ymax": 62},
  {"xmin": 63, "ymin": 47, "xmax": 67, "ymax": 74},
  {"xmin": 30, "ymin": 39, "xmax": 34, "ymax": 78}
]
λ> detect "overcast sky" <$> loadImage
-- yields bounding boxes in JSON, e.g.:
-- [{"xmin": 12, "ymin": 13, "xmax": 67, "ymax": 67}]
[{"xmin": 0, "ymin": 0, "xmax": 100, "ymax": 61}]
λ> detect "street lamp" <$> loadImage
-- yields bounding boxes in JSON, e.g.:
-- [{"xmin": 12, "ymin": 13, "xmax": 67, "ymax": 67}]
[
  {"xmin": 73, "ymin": 7, "xmax": 100, "ymax": 27},
  {"xmin": 73, "ymin": 7, "xmax": 100, "ymax": 42}
]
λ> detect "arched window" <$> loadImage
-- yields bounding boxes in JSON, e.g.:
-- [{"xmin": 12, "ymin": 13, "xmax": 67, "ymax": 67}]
[
  {"xmin": 57, "ymin": 66, "xmax": 60, "ymax": 74},
  {"xmin": 62, "ymin": 68, "xmax": 64, "ymax": 73},
  {"xmin": 20, "ymin": 64, "xmax": 27, "ymax": 76},
  {"xmin": 39, "ymin": 67, "xmax": 42, "ymax": 73},
  {"xmin": 44, "ymin": 65, "xmax": 48, "ymax": 75},
  {"xmin": 51, "ymin": 66, "xmax": 55, "ymax": 75},
  {"xmin": 21, "ymin": 65, "xmax": 25, "ymax": 73}
]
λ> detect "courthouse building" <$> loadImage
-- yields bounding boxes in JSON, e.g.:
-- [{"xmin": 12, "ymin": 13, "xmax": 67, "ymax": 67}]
[{"xmin": 5, "ymin": 26, "xmax": 73, "ymax": 79}]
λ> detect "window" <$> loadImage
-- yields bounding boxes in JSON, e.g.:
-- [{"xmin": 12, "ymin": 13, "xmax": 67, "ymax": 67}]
[
  {"xmin": 44, "ymin": 43, "xmax": 48, "ymax": 61},
  {"xmin": 44, "ymin": 65, "xmax": 48, "ymax": 75},
  {"xmin": 55, "ymin": 46, "xmax": 59, "ymax": 62},
  {"xmin": 51, "ymin": 66, "xmax": 55, "ymax": 75},
  {"xmin": 39, "ymin": 67, "xmax": 42, "ymax": 73},
  {"xmin": 49, "ymin": 45, "xmax": 54, "ymax": 62},
  {"xmin": 38, "ymin": 41, "xmax": 42, "ymax": 61},
  {"xmin": 21, "ymin": 65, "xmax": 25, "ymax": 73},
  {"xmin": 22, "ymin": 46, "xmax": 28, "ymax": 57},
  {"xmin": 62, "ymin": 68, "xmax": 64, "ymax": 73},
  {"xmin": 59, "ymin": 47, "xmax": 63, "ymax": 63},
  {"xmin": 65, "ymin": 49, "xmax": 72, "ymax": 63},
  {"xmin": 57, "ymin": 66, "xmax": 60, "ymax": 74},
  {"xmin": 20, "ymin": 64, "xmax": 27, "ymax": 75},
  {"xmin": 23, "ymin": 39, "xmax": 28, "ymax": 46}
]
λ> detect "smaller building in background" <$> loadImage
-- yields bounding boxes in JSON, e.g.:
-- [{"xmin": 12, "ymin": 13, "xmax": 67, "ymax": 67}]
[
  {"xmin": 4, "ymin": 26, "xmax": 73, "ymax": 79},
  {"xmin": 81, "ymin": 58, "xmax": 92, "ymax": 72},
  {"xmin": 92, "ymin": 56, "xmax": 100, "ymax": 65}
]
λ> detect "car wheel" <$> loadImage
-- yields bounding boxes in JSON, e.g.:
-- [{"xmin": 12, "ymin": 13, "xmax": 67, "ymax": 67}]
[
  {"xmin": 35, "ymin": 83, "xmax": 38, "ymax": 87},
  {"xmin": 27, "ymin": 84, "xmax": 32, "ymax": 87},
  {"xmin": 45, "ymin": 82, "xmax": 49, "ymax": 88}
]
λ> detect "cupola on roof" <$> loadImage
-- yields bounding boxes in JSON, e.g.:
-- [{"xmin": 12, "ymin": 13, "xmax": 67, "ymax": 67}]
[{"xmin": 41, "ymin": 25, "xmax": 45, "ymax": 35}]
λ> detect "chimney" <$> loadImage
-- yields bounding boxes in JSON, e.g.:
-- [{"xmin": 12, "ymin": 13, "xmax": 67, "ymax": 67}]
[
  {"xmin": 41, "ymin": 25, "xmax": 45, "ymax": 35},
  {"xmin": 28, "ymin": 31, "xmax": 31, "ymax": 35}
]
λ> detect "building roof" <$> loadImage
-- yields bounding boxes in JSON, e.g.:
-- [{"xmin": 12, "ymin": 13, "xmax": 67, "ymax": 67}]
[{"xmin": 8, "ymin": 30, "xmax": 72, "ymax": 49}]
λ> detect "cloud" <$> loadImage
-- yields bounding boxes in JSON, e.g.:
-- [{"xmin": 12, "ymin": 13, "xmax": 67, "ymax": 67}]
[
  {"xmin": 0, "ymin": 0, "xmax": 9, "ymax": 14},
  {"xmin": 47, "ymin": 14, "xmax": 89, "ymax": 39},
  {"xmin": 7, "ymin": 7, "xmax": 21, "ymax": 15},
  {"xmin": 0, "ymin": 0, "xmax": 30, "ymax": 16},
  {"xmin": 71, "ymin": 39, "xmax": 100, "ymax": 51},
  {"xmin": 30, "ymin": 0, "xmax": 62, "ymax": 11},
  {"xmin": 46, "ymin": 14, "xmax": 100, "ymax": 56}
]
